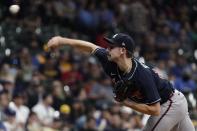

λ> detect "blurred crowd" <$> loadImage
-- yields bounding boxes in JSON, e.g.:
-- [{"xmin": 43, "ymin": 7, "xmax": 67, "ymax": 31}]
[{"xmin": 0, "ymin": 0, "xmax": 197, "ymax": 131}]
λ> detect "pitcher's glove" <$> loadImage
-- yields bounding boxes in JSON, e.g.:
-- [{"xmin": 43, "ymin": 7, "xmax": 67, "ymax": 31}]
[{"xmin": 113, "ymin": 80, "xmax": 132, "ymax": 102}]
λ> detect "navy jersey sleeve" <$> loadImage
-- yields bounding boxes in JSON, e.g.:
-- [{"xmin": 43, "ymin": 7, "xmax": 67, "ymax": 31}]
[
  {"xmin": 138, "ymin": 68, "xmax": 161, "ymax": 105},
  {"xmin": 92, "ymin": 48, "xmax": 110, "ymax": 74}
]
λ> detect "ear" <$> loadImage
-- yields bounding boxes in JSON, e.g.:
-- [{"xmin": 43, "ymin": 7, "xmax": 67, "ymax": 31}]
[
  {"xmin": 120, "ymin": 49, "xmax": 124, "ymax": 54},
  {"xmin": 120, "ymin": 48, "xmax": 126, "ymax": 54}
]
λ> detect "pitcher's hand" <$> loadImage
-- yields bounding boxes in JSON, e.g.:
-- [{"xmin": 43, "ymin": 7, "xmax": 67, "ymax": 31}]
[{"xmin": 46, "ymin": 36, "xmax": 63, "ymax": 51}]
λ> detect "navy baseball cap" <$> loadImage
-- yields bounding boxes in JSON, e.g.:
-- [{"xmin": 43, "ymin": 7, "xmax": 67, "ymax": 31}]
[{"xmin": 104, "ymin": 33, "xmax": 135, "ymax": 53}]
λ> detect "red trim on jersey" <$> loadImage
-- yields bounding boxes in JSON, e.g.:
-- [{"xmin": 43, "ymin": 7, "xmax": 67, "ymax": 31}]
[{"xmin": 151, "ymin": 94, "xmax": 173, "ymax": 131}]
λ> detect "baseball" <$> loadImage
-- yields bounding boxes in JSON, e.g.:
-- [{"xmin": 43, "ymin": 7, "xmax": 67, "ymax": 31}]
[{"xmin": 9, "ymin": 5, "xmax": 20, "ymax": 14}]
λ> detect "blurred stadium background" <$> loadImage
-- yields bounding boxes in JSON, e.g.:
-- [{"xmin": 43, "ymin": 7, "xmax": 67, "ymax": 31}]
[{"xmin": 0, "ymin": 0, "xmax": 197, "ymax": 131}]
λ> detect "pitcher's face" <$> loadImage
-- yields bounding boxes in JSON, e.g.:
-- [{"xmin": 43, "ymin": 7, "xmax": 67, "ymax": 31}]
[{"xmin": 107, "ymin": 46, "xmax": 123, "ymax": 61}]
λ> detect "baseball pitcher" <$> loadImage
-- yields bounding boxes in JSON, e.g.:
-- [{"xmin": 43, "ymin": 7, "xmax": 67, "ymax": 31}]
[{"xmin": 47, "ymin": 33, "xmax": 195, "ymax": 131}]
